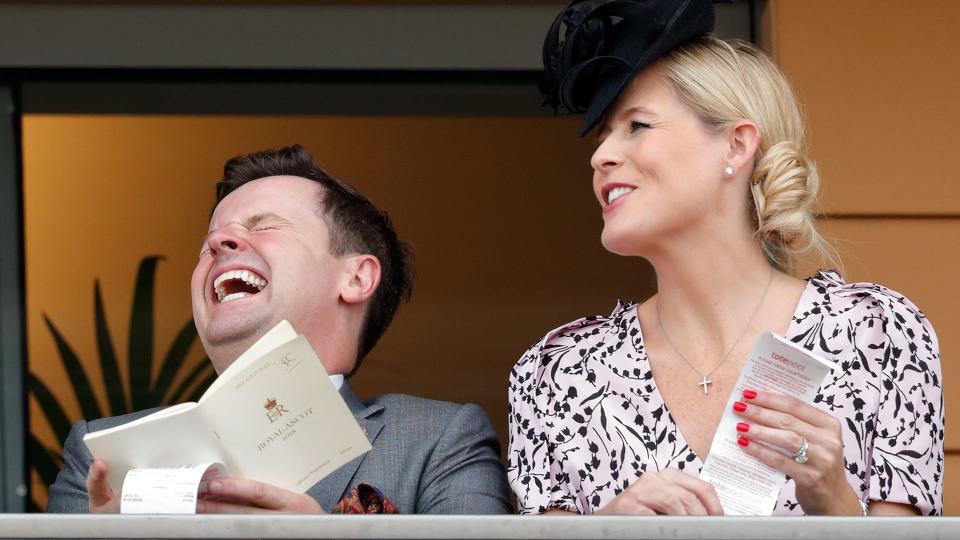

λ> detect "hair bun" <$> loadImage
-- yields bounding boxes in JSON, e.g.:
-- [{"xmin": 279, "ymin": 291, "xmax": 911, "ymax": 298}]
[{"xmin": 750, "ymin": 140, "xmax": 821, "ymax": 265}]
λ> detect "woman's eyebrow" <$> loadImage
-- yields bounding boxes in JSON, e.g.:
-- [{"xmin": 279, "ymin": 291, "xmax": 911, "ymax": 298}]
[{"xmin": 619, "ymin": 105, "xmax": 656, "ymax": 118}]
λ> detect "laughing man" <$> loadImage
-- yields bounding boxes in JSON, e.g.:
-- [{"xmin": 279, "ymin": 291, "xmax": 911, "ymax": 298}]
[{"xmin": 46, "ymin": 145, "xmax": 511, "ymax": 515}]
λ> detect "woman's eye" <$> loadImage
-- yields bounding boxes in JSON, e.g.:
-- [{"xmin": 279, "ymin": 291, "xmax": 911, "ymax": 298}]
[{"xmin": 629, "ymin": 121, "xmax": 651, "ymax": 133}]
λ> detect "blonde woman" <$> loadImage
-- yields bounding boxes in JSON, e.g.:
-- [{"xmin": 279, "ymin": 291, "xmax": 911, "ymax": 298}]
[{"xmin": 508, "ymin": 0, "xmax": 942, "ymax": 516}]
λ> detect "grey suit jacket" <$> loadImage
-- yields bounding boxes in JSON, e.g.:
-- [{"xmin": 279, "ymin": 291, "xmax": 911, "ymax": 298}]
[{"xmin": 46, "ymin": 382, "xmax": 512, "ymax": 514}]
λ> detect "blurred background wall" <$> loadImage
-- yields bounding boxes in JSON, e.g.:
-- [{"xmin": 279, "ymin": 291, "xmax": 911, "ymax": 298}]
[
  {"xmin": 0, "ymin": 0, "xmax": 955, "ymax": 513},
  {"xmin": 764, "ymin": 0, "xmax": 959, "ymax": 511}
]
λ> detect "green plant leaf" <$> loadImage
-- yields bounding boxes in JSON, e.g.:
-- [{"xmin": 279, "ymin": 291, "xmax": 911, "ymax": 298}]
[
  {"xmin": 94, "ymin": 280, "xmax": 128, "ymax": 416},
  {"xmin": 128, "ymin": 255, "xmax": 161, "ymax": 411},
  {"xmin": 186, "ymin": 369, "xmax": 218, "ymax": 403},
  {"xmin": 42, "ymin": 314, "xmax": 102, "ymax": 421},
  {"xmin": 169, "ymin": 358, "xmax": 214, "ymax": 404},
  {"xmin": 28, "ymin": 435, "xmax": 62, "ymax": 493},
  {"xmin": 27, "ymin": 372, "xmax": 73, "ymax": 446},
  {"xmin": 152, "ymin": 319, "xmax": 199, "ymax": 405}
]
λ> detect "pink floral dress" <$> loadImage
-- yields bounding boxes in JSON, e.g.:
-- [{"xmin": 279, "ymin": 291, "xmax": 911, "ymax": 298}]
[{"xmin": 508, "ymin": 271, "xmax": 943, "ymax": 515}]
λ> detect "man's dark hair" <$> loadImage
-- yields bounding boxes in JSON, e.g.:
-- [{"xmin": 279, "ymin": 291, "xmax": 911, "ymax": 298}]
[{"xmin": 215, "ymin": 144, "xmax": 414, "ymax": 373}]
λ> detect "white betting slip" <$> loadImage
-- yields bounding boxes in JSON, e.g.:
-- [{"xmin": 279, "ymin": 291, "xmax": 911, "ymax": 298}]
[
  {"xmin": 120, "ymin": 463, "xmax": 226, "ymax": 514},
  {"xmin": 699, "ymin": 332, "xmax": 837, "ymax": 515}
]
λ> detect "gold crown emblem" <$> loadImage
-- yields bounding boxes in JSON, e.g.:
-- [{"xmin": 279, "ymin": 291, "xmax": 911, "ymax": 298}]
[{"xmin": 264, "ymin": 397, "xmax": 277, "ymax": 410}]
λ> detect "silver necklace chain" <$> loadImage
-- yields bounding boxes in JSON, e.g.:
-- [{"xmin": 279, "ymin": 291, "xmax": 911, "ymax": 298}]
[{"xmin": 655, "ymin": 267, "xmax": 775, "ymax": 395}]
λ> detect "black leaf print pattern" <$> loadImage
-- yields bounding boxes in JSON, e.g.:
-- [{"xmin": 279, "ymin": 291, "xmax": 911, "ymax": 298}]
[{"xmin": 508, "ymin": 271, "xmax": 943, "ymax": 515}]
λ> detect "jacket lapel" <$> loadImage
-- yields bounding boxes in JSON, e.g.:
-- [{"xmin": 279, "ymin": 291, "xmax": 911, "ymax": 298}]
[{"xmin": 307, "ymin": 381, "xmax": 384, "ymax": 511}]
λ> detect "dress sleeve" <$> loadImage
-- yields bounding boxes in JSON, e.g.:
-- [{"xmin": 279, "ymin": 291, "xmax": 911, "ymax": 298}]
[
  {"xmin": 864, "ymin": 290, "xmax": 943, "ymax": 515},
  {"xmin": 507, "ymin": 341, "xmax": 580, "ymax": 514}
]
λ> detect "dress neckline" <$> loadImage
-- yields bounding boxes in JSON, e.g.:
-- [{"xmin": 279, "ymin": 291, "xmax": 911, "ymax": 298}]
[{"xmin": 626, "ymin": 272, "xmax": 820, "ymax": 467}]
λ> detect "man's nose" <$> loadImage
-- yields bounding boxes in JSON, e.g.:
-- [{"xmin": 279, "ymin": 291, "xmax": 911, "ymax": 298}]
[{"xmin": 206, "ymin": 226, "xmax": 248, "ymax": 256}]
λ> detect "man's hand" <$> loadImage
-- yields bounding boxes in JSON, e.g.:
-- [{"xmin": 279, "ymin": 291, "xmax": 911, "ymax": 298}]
[
  {"xmin": 86, "ymin": 459, "xmax": 120, "ymax": 513},
  {"xmin": 197, "ymin": 478, "xmax": 326, "ymax": 514}
]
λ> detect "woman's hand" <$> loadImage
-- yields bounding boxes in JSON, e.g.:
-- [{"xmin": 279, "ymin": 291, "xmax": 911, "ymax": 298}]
[
  {"xmin": 733, "ymin": 389, "xmax": 862, "ymax": 515},
  {"xmin": 595, "ymin": 468, "xmax": 723, "ymax": 516}
]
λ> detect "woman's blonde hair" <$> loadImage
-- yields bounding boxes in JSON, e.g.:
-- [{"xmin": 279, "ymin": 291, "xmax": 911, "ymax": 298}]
[{"xmin": 656, "ymin": 37, "xmax": 838, "ymax": 274}]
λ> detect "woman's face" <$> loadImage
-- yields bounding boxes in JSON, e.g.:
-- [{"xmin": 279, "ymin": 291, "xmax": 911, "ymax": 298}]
[{"xmin": 591, "ymin": 67, "xmax": 731, "ymax": 257}]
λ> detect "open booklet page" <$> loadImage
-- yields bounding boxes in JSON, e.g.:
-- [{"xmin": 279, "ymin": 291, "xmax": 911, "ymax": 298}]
[
  {"xmin": 699, "ymin": 332, "xmax": 837, "ymax": 515},
  {"xmin": 83, "ymin": 320, "xmax": 371, "ymax": 495},
  {"xmin": 83, "ymin": 406, "xmax": 224, "ymax": 493},
  {"xmin": 197, "ymin": 334, "xmax": 370, "ymax": 491}
]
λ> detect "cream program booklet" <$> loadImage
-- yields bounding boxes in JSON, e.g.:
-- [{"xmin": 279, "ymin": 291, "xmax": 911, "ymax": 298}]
[
  {"xmin": 699, "ymin": 332, "xmax": 837, "ymax": 515},
  {"xmin": 83, "ymin": 320, "xmax": 371, "ymax": 496}
]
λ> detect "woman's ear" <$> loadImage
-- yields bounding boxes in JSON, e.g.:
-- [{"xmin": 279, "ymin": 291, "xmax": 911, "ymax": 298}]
[
  {"xmin": 340, "ymin": 254, "xmax": 381, "ymax": 305},
  {"xmin": 725, "ymin": 120, "xmax": 761, "ymax": 176}
]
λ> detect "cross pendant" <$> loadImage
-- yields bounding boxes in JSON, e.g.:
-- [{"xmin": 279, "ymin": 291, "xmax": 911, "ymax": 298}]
[{"xmin": 697, "ymin": 376, "xmax": 712, "ymax": 395}]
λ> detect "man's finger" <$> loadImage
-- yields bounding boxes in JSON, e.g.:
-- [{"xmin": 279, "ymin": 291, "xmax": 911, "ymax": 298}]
[
  {"xmin": 206, "ymin": 478, "xmax": 285, "ymax": 509},
  {"xmin": 197, "ymin": 499, "xmax": 277, "ymax": 514},
  {"xmin": 86, "ymin": 459, "xmax": 116, "ymax": 512}
]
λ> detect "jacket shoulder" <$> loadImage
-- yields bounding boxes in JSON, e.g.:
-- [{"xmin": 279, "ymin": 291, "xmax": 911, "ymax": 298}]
[{"xmin": 86, "ymin": 406, "xmax": 168, "ymax": 433}]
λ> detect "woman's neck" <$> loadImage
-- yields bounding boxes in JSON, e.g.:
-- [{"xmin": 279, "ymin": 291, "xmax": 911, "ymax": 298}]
[{"xmin": 647, "ymin": 230, "xmax": 778, "ymax": 355}]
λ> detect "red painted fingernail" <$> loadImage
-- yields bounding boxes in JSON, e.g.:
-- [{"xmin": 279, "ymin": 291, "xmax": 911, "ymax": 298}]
[
  {"xmin": 743, "ymin": 390, "xmax": 758, "ymax": 400},
  {"xmin": 737, "ymin": 436, "xmax": 749, "ymax": 447},
  {"xmin": 736, "ymin": 422, "xmax": 750, "ymax": 433},
  {"xmin": 733, "ymin": 401, "xmax": 747, "ymax": 412}
]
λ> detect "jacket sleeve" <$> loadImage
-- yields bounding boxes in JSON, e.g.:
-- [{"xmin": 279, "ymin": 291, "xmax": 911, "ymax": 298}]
[
  {"xmin": 415, "ymin": 403, "xmax": 512, "ymax": 514},
  {"xmin": 45, "ymin": 420, "xmax": 93, "ymax": 513}
]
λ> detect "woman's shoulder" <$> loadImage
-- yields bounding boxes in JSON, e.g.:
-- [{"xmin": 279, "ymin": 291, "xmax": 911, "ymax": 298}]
[
  {"xmin": 803, "ymin": 270, "xmax": 933, "ymax": 327},
  {"xmin": 511, "ymin": 300, "xmax": 640, "ymax": 378},
  {"xmin": 799, "ymin": 269, "xmax": 939, "ymax": 359}
]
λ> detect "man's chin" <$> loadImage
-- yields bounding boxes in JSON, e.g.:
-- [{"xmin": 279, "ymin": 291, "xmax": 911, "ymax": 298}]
[{"xmin": 201, "ymin": 316, "xmax": 273, "ymax": 356}]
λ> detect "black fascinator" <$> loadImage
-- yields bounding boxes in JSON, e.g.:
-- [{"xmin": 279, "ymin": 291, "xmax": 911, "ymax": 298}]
[{"xmin": 541, "ymin": 0, "xmax": 715, "ymax": 136}]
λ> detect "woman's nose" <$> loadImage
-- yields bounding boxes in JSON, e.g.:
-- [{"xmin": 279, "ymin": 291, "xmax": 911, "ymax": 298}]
[{"xmin": 590, "ymin": 137, "xmax": 623, "ymax": 173}]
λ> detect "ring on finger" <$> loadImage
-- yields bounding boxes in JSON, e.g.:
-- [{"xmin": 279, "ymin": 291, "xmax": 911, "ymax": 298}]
[{"xmin": 793, "ymin": 436, "xmax": 809, "ymax": 464}]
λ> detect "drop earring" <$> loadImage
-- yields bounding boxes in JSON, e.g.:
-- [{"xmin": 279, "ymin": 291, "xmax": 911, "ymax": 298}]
[{"xmin": 724, "ymin": 166, "xmax": 735, "ymax": 176}]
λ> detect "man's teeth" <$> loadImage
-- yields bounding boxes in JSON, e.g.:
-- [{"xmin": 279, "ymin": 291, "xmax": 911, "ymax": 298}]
[
  {"xmin": 214, "ymin": 269, "xmax": 267, "ymax": 302},
  {"xmin": 607, "ymin": 186, "xmax": 635, "ymax": 204},
  {"xmin": 221, "ymin": 292, "xmax": 252, "ymax": 303}
]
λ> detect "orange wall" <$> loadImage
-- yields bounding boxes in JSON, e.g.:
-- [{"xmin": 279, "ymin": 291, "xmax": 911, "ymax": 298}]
[
  {"xmin": 769, "ymin": 0, "xmax": 959, "ymax": 513},
  {"xmin": 23, "ymin": 0, "xmax": 957, "ymax": 514},
  {"xmin": 24, "ymin": 114, "xmax": 643, "ymax": 507}
]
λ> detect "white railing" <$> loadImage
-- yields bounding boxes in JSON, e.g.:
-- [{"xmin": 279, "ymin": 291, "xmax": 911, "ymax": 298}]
[{"xmin": 1, "ymin": 515, "xmax": 959, "ymax": 539}]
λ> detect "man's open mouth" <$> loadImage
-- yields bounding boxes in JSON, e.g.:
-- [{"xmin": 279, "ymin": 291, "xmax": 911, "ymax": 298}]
[{"xmin": 213, "ymin": 269, "xmax": 267, "ymax": 303}]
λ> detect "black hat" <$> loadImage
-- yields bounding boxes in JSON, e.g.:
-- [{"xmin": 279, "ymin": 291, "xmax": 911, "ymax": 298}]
[{"xmin": 541, "ymin": 0, "xmax": 715, "ymax": 136}]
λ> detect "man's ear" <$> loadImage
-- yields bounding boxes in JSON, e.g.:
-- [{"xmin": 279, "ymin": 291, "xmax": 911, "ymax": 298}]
[
  {"xmin": 725, "ymin": 120, "xmax": 761, "ymax": 176},
  {"xmin": 340, "ymin": 254, "xmax": 381, "ymax": 305}
]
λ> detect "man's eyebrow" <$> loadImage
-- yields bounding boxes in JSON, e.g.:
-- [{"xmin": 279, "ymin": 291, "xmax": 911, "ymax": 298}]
[
  {"xmin": 242, "ymin": 212, "xmax": 285, "ymax": 229},
  {"xmin": 204, "ymin": 212, "xmax": 285, "ymax": 236}
]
